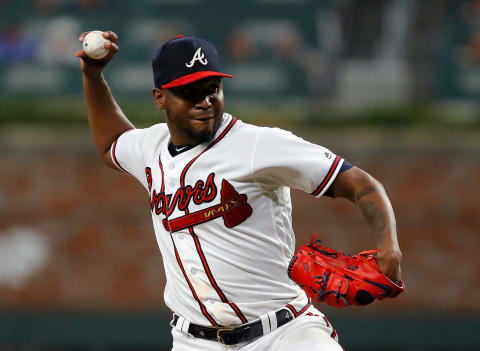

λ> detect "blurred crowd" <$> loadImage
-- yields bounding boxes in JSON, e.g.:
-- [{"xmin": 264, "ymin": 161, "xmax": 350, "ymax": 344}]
[{"xmin": 1, "ymin": 0, "xmax": 480, "ymax": 101}]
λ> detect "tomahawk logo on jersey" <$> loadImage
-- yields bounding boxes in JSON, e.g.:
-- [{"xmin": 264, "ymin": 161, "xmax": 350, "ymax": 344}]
[
  {"xmin": 148, "ymin": 170, "xmax": 253, "ymax": 232},
  {"xmin": 110, "ymin": 113, "xmax": 344, "ymax": 327}
]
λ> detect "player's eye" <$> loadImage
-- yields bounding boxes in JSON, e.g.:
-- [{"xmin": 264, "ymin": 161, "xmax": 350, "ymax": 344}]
[
  {"xmin": 169, "ymin": 86, "xmax": 192, "ymax": 99},
  {"xmin": 208, "ymin": 85, "xmax": 219, "ymax": 95}
]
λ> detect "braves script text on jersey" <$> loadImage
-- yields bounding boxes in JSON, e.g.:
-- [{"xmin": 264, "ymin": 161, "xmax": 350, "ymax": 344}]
[{"xmin": 111, "ymin": 113, "xmax": 344, "ymax": 328}]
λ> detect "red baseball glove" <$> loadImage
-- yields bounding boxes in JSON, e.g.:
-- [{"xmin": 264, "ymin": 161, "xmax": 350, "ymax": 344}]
[{"xmin": 288, "ymin": 235, "xmax": 405, "ymax": 307}]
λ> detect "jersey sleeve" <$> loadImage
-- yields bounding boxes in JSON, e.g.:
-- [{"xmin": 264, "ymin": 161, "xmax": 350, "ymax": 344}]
[
  {"xmin": 251, "ymin": 127, "xmax": 344, "ymax": 197},
  {"xmin": 110, "ymin": 128, "xmax": 149, "ymax": 190}
]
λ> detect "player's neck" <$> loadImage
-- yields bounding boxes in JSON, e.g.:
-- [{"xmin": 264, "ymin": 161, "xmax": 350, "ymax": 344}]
[{"xmin": 168, "ymin": 141, "xmax": 198, "ymax": 157}]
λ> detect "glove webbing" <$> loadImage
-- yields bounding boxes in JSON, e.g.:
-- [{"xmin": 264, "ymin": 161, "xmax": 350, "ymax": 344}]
[{"xmin": 312, "ymin": 272, "xmax": 349, "ymax": 306}]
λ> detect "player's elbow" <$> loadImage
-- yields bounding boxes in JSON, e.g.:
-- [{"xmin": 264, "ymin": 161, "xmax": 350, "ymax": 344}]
[
  {"xmin": 352, "ymin": 169, "xmax": 386, "ymax": 203},
  {"xmin": 101, "ymin": 148, "xmax": 118, "ymax": 170},
  {"xmin": 368, "ymin": 173, "xmax": 385, "ymax": 192}
]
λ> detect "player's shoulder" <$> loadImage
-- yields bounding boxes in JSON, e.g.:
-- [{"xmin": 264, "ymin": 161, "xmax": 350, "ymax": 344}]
[
  {"xmin": 234, "ymin": 118, "xmax": 298, "ymax": 142},
  {"xmin": 122, "ymin": 123, "xmax": 170, "ymax": 143},
  {"xmin": 115, "ymin": 123, "xmax": 170, "ymax": 159},
  {"xmin": 232, "ymin": 116, "xmax": 293, "ymax": 138},
  {"xmin": 142, "ymin": 122, "xmax": 170, "ymax": 136}
]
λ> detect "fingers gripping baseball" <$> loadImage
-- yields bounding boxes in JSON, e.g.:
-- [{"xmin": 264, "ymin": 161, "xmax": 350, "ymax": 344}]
[{"xmin": 75, "ymin": 30, "xmax": 119, "ymax": 75}]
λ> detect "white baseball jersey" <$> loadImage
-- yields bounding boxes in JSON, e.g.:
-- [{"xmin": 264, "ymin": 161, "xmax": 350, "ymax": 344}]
[{"xmin": 111, "ymin": 113, "xmax": 344, "ymax": 327}]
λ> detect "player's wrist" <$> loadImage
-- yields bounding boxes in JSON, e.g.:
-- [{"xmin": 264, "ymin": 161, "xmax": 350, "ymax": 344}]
[
  {"xmin": 376, "ymin": 249, "xmax": 402, "ymax": 281},
  {"xmin": 377, "ymin": 247, "xmax": 402, "ymax": 263},
  {"xmin": 83, "ymin": 70, "xmax": 105, "ymax": 81},
  {"xmin": 377, "ymin": 233, "xmax": 401, "ymax": 255}
]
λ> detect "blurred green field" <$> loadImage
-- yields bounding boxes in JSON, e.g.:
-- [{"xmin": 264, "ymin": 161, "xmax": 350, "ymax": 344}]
[{"xmin": 2, "ymin": 97, "xmax": 480, "ymax": 131}]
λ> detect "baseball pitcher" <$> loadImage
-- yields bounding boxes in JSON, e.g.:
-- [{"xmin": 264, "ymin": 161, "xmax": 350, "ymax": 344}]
[{"xmin": 76, "ymin": 31, "xmax": 403, "ymax": 350}]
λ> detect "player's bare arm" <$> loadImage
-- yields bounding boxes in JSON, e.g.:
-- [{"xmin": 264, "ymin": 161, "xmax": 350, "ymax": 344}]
[
  {"xmin": 330, "ymin": 166, "xmax": 402, "ymax": 282},
  {"xmin": 76, "ymin": 31, "xmax": 134, "ymax": 169}
]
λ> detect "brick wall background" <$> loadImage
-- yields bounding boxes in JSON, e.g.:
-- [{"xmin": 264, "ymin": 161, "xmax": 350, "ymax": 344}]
[{"xmin": 1, "ymin": 126, "xmax": 479, "ymax": 314}]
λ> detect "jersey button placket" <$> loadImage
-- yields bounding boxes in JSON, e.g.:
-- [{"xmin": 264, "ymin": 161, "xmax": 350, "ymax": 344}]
[{"xmin": 167, "ymin": 163, "xmax": 176, "ymax": 187}]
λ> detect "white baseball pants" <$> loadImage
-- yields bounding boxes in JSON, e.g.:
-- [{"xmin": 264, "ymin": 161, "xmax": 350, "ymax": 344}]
[{"xmin": 171, "ymin": 305, "xmax": 343, "ymax": 351}]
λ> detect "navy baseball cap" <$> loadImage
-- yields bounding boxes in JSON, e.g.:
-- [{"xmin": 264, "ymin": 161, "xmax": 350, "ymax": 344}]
[{"xmin": 152, "ymin": 35, "xmax": 233, "ymax": 89}]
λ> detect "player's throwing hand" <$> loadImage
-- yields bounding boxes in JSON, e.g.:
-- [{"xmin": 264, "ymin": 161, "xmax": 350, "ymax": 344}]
[{"xmin": 75, "ymin": 31, "xmax": 119, "ymax": 76}]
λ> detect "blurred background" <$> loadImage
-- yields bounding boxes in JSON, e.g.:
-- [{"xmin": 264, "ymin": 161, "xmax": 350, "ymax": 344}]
[{"xmin": 0, "ymin": 0, "xmax": 479, "ymax": 350}]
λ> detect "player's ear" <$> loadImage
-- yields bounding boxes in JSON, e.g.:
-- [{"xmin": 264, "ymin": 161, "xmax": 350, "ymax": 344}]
[{"xmin": 152, "ymin": 88, "xmax": 166, "ymax": 109}]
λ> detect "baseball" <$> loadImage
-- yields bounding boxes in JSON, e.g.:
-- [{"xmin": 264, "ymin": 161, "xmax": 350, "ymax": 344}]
[{"xmin": 82, "ymin": 31, "xmax": 109, "ymax": 59}]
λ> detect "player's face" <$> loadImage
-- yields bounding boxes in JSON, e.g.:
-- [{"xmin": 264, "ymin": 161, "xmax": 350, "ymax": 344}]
[{"xmin": 155, "ymin": 77, "xmax": 225, "ymax": 146}]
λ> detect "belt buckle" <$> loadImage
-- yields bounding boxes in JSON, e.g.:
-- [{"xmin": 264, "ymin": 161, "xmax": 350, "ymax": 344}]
[{"xmin": 216, "ymin": 326, "xmax": 235, "ymax": 344}]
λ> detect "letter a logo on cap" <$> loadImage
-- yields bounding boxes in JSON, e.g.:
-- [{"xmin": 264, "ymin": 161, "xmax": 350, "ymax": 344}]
[{"xmin": 186, "ymin": 47, "xmax": 208, "ymax": 68}]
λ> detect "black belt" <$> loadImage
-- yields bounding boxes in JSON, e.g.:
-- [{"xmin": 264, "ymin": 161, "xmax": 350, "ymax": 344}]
[{"xmin": 172, "ymin": 308, "xmax": 294, "ymax": 345}]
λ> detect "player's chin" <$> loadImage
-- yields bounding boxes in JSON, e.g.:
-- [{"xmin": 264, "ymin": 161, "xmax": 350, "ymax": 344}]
[
  {"xmin": 190, "ymin": 119, "xmax": 217, "ymax": 141},
  {"xmin": 188, "ymin": 123, "xmax": 217, "ymax": 144}
]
